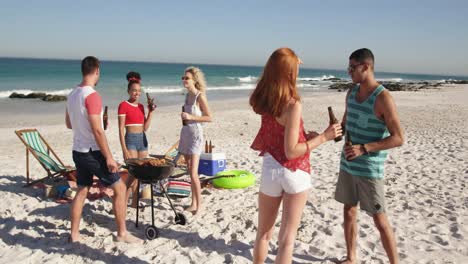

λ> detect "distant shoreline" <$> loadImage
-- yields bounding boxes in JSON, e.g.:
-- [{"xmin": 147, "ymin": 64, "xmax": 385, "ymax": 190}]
[
  {"xmin": 1, "ymin": 57, "xmax": 467, "ymax": 79},
  {"xmin": 0, "ymin": 84, "xmax": 464, "ymax": 129}
]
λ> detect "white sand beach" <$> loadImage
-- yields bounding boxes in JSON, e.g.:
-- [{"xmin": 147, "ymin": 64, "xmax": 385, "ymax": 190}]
[{"xmin": 0, "ymin": 85, "xmax": 467, "ymax": 263}]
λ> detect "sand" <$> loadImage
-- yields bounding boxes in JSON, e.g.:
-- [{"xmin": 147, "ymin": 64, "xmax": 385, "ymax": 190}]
[{"xmin": 0, "ymin": 84, "xmax": 467, "ymax": 263}]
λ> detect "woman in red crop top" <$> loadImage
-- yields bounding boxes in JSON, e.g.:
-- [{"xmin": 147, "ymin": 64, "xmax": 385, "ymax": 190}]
[
  {"xmin": 118, "ymin": 71, "xmax": 156, "ymax": 208},
  {"xmin": 250, "ymin": 48, "xmax": 342, "ymax": 264}
]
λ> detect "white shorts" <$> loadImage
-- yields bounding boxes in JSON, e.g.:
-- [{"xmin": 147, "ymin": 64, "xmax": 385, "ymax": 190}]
[{"xmin": 260, "ymin": 153, "xmax": 312, "ymax": 197}]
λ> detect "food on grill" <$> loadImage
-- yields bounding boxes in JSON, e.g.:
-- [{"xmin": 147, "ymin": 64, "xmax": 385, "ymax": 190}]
[{"xmin": 132, "ymin": 158, "xmax": 167, "ymax": 167}]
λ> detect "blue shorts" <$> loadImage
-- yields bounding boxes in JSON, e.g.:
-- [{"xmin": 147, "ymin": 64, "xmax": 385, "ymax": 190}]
[
  {"xmin": 72, "ymin": 150, "xmax": 121, "ymax": 187},
  {"xmin": 125, "ymin": 132, "xmax": 148, "ymax": 151}
]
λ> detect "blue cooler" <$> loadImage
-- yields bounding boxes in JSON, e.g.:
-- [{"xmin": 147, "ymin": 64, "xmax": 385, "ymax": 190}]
[{"xmin": 198, "ymin": 153, "xmax": 226, "ymax": 176}]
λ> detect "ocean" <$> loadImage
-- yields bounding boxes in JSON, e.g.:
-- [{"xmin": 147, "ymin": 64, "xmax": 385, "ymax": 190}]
[{"xmin": 0, "ymin": 57, "xmax": 466, "ymax": 114}]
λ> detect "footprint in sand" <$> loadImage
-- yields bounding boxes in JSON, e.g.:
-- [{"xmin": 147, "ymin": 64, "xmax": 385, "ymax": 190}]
[
  {"xmin": 365, "ymin": 241, "xmax": 376, "ymax": 251},
  {"xmin": 434, "ymin": 235, "xmax": 449, "ymax": 246},
  {"xmin": 449, "ymin": 224, "xmax": 463, "ymax": 239},
  {"xmin": 359, "ymin": 229, "xmax": 367, "ymax": 238}
]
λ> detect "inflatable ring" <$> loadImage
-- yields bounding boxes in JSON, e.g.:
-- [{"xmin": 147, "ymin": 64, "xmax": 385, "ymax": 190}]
[{"xmin": 212, "ymin": 170, "xmax": 256, "ymax": 189}]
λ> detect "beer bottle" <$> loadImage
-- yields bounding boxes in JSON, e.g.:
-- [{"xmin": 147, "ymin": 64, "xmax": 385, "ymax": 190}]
[
  {"xmin": 146, "ymin": 93, "xmax": 151, "ymax": 109},
  {"xmin": 328, "ymin": 106, "xmax": 342, "ymax": 142},
  {"xmin": 103, "ymin": 106, "xmax": 108, "ymax": 130},
  {"xmin": 146, "ymin": 92, "xmax": 155, "ymax": 111},
  {"xmin": 205, "ymin": 140, "xmax": 209, "ymax": 153},
  {"xmin": 181, "ymin": 106, "xmax": 187, "ymax": 126},
  {"xmin": 345, "ymin": 131, "xmax": 353, "ymax": 161},
  {"xmin": 345, "ymin": 131, "xmax": 352, "ymax": 147}
]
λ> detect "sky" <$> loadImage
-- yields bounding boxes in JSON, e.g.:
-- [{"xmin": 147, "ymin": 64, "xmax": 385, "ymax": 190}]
[{"xmin": 1, "ymin": 0, "xmax": 467, "ymax": 76}]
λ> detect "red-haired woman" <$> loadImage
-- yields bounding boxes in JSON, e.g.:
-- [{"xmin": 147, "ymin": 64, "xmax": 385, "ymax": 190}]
[{"xmin": 250, "ymin": 48, "xmax": 342, "ymax": 263}]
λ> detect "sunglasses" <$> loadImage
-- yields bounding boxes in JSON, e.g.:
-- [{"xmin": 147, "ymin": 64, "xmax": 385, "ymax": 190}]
[
  {"xmin": 181, "ymin": 76, "xmax": 191, "ymax": 81},
  {"xmin": 347, "ymin": 63, "xmax": 365, "ymax": 72}
]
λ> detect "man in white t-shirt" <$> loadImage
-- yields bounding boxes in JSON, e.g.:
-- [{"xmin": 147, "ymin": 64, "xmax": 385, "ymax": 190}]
[{"xmin": 66, "ymin": 56, "xmax": 139, "ymax": 243}]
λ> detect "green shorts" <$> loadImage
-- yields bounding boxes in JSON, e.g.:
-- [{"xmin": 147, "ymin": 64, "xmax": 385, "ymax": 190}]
[{"xmin": 335, "ymin": 170, "xmax": 386, "ymax": 215}]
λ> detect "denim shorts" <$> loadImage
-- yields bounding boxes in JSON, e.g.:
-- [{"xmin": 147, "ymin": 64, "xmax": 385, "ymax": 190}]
[
  {"xmin": 72, "ymin": 149, "xmax": 121, "ymax": 187},
  {"xmin": 125, "ymin": 132, "xmax": 148, "ymax": 151}
]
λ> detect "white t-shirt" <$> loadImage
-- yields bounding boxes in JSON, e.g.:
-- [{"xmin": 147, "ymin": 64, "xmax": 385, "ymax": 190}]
[{"xmin": 67, "ymin": 86, "xmax": 103, "ymax": 152}]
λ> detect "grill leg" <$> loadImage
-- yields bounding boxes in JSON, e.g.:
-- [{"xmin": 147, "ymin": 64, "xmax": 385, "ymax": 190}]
[
  {"xmin": 159, "ymin": 181, "xmax": 179, "ymax": 216},
  {"xmin": 135, "ymin": 180, "xmax": 140, "ymax": 228},
  {"xmin": 150, "ymin": 183, "xmax": 155, "ymax": 227}
]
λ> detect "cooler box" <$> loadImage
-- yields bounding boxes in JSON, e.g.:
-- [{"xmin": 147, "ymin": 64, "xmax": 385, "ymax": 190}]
[{"xmin": 198, "ymin": 153, "xmax": 226, "ymax": 176}]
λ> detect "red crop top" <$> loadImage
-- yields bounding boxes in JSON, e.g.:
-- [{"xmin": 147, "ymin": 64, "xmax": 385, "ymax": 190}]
[
  {"xmin": 251, "ymin": 114, "xmax": 311, "ymax": 174},
  {"xmin": 118, "ymin": 101, "xmax": 145, "ymax": 126}
]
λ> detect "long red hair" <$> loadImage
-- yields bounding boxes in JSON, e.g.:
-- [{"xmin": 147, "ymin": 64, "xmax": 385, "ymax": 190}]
[{"xmin": 250, "ymin": 47, "xmax": 301, "ymax": 117}]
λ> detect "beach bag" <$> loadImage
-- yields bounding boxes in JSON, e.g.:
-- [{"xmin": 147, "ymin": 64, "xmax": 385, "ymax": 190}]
[{"xmin": 166, "ymin": 180, "xmax": 191, "ymax": 197}]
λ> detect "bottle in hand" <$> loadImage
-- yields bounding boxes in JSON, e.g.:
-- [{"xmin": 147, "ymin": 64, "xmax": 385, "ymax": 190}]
[
  {"xmin": 103, "ymin": 106, "xmax": 108, "ymax": 130},
  {"xmin": 182, "ymin": 106, "xmax": 187, "ymax": 126},
  {"xmin": 345, "ymin": 131, "xmax": 352, "ymax": 147},
  {"xmin": 345, "ymin": 131, "xmax": 353, "ymax": 161},
  {"xmin": 146, "ymin": 92, "xmax": 156, "ymax": 111},
  {"xmin": 328, "ymin": 106, "xmax": 342, "ymax": 142}
]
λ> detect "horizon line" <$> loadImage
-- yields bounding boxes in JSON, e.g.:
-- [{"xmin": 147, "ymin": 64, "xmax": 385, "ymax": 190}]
[{"xmin": 0, "ymin": 56, "xmax": 467, "ymax": 79}]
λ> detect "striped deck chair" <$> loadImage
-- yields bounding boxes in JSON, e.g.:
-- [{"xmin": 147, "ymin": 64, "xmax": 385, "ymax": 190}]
[{"xmin": 15, "ymin": 129, "xmax": 75, "ymax": 186}]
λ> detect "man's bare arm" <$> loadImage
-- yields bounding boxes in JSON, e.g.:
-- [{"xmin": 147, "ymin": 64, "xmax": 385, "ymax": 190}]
[{"xmin": 365, "ymin": 91, "xmax": 404, "ymax": 152}]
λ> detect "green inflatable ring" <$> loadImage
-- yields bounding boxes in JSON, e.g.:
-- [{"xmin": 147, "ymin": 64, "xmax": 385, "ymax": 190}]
[{"xmin": 212, "ymin": 170, "xmax": 256, "ymax": 189}]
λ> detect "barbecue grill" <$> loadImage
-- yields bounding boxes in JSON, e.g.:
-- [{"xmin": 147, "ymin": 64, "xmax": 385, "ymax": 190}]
[{"xmin": 125, "ymin": 156, "xmax": 187, "ymax": 240}]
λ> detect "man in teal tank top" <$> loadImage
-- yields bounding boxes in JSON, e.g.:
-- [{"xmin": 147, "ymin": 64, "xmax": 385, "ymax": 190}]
[{"xmin": 335, "ymin": 49, "xmax": 404, "ymax": 264}]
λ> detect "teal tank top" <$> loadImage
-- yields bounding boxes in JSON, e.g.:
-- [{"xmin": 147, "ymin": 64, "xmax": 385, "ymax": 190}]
[{"xmin": 340, "ymin": 85, "xmax": 389, "ymax": 178}]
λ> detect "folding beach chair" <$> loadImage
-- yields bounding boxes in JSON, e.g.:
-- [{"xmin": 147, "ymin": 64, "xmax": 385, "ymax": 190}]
[
  {"xmin": 149, "ymin": 140, "xmax": 187, "ymax": 178},
  {"xmin": 164, "ymin": 140, "xmax": 186, "ymax": 167},
  {"xmin": 15, "ymin": 129, "xmax": 75, "ymax": 186}
]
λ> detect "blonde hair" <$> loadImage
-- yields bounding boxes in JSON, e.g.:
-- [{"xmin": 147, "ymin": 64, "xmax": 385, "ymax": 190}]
[
  {"xmin": 250, "ymin": 47, "xmax": 301, "ymax": 117},
  {"xmin": 185, "ymin": 66, "xmax": 207, "ymax": 93}
]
